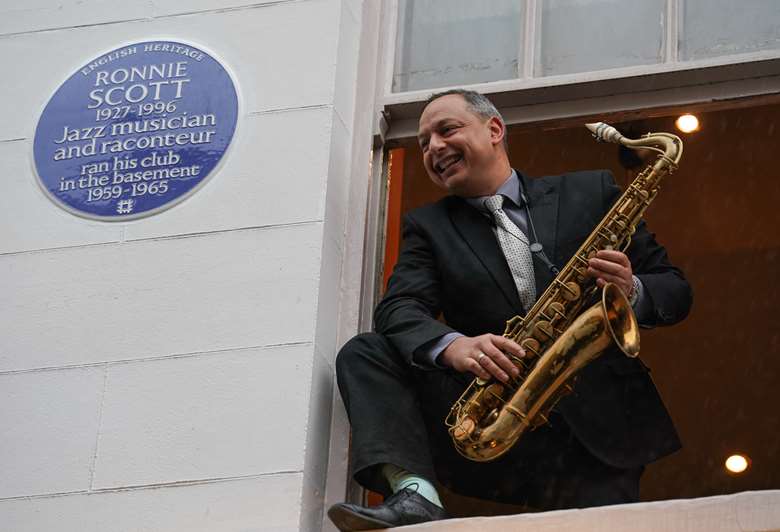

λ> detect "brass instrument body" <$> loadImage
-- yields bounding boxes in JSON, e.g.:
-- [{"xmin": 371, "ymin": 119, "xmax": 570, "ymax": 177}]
[{"xmin": 446, "ymin": 123, "xmax": 683, "ymax": 462}]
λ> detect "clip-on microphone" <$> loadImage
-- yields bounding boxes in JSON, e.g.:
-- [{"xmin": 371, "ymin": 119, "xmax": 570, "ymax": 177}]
[{"xmin": 521, "ymin": 186, "xmax": 560, "ymax": 276}]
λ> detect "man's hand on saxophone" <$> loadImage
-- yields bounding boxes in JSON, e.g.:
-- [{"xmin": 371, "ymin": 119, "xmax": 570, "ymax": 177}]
[
  {"xmin": 587, "ymin": 249, "xmax": 635, "ymax": 299},
  {"xmin": 439, "ymin": 334, "xmax": 524, "ymax": 383}
]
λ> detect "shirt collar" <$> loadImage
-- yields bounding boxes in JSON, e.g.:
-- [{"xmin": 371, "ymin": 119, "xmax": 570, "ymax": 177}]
[{"xmin": 465, "ymin": 169, "xmax": 523, "ymax": 212}]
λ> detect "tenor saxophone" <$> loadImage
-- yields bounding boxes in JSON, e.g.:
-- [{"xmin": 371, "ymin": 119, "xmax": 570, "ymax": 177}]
[{"xmin": 445, "ymin": 122, "xmax": 683, "ymax": 462}]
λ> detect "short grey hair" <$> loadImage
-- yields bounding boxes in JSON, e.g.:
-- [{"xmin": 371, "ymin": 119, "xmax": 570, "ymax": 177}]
[{"xmin": 423, "ymin": 89, "xmax": 508, "ymax": 150}]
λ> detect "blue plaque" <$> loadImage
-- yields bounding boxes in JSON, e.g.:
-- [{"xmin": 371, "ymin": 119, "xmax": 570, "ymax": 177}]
[{"xmin": 33, "ymin": 41, "xmax": 238, "ymax": 220}]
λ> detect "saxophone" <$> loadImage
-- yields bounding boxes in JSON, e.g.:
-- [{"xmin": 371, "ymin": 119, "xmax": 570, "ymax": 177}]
[{"xmin": 445, "ymin": 122, "xmax": 683, "ymax": 462}]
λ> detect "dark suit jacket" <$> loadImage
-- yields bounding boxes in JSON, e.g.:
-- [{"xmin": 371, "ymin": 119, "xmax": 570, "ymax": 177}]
[{"xmin": 374, "ymin": 169, "xmax": 692, "ymax": 469}]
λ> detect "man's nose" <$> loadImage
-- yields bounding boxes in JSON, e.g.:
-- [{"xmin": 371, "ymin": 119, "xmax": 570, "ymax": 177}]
[{"xmin": 428, "ymin": 134, "xmax": 445, "ymax": 152}]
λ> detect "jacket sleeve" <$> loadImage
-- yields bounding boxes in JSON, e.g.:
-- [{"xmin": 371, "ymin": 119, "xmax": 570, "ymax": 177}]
[
  {"xmin": 373, "ymin": 212, "xmax": 457, "ymax": 366},
  {"xmin": 599, "ymin": 170, "xmax": 693, "ymax": 327}
]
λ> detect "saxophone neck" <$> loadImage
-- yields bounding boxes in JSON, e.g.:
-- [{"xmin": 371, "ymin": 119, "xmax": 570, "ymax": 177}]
[{"xmin": 586, "ymin": 122, "xmax": 683, "ymax": 165}]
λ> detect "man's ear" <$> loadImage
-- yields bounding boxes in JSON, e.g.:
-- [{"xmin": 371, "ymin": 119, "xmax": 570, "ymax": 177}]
[{"xmin": 488, "ymin": 116, "xmax": 505, "ymax": 147}]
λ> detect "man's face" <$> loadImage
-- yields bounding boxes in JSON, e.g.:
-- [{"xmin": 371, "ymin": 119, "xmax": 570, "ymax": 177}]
[{"xmin": 417, "ymin": 94, "xmax": 504, "ymax": 197}]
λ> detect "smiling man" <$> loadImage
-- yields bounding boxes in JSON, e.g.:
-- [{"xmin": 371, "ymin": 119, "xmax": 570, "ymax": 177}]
[
  {"xmin": 328, "ymin": 90, "xmax": 692, "ymax": 531},
  {"xmin": 418, "ymin": 92, "xmax": 509, "ymax": 198}
]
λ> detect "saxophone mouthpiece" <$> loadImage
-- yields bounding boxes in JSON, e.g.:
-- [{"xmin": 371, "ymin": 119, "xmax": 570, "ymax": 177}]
[{"xmin": 585, "ymin": 122, "xmax": 623, "ymax": 144}]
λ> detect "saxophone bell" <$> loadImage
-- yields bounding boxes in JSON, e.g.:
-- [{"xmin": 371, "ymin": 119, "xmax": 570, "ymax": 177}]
[{"xmin": 447, "ymin": 283, "xmax": 639, "ymax": 462}]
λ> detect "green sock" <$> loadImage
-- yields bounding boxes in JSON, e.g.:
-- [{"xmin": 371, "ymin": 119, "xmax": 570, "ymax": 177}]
[{"xmin": 382, "ymin": 463, "xmax": 443, "ymax": 508}]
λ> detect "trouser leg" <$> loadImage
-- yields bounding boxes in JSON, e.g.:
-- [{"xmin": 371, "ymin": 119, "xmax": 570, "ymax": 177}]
[
  {"xmin": 336, "ymin": 333, "xmax": 643, "ymax": 508},
  {"xmin": 336, "ymin": 333, "xmax": 437, "ymax": 496},
  {"xmin": 519, "ymin": 430, "xmax": 643, "ymax": 510}
]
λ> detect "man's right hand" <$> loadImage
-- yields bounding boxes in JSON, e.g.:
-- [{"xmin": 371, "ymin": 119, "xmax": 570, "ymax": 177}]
[{"xmin": 439, "ymin": 334, "xmax": 524, "ymax": 383}]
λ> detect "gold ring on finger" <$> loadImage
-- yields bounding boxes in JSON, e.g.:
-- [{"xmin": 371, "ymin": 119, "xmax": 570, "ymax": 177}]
[{"xmin": 477, "ymin": 352, "xmax": 487, "ymax": 363}]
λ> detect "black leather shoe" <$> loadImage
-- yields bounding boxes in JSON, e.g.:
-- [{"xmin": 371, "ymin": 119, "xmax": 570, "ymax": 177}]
[{"xmin": 327, "ymin": 488, "xmax": 449, "ymax": 531}]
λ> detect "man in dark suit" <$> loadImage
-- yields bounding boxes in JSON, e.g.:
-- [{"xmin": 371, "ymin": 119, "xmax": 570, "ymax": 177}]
[{"xmin": 328, "ymin": 90, "xmax": 692, "ymax": 531}]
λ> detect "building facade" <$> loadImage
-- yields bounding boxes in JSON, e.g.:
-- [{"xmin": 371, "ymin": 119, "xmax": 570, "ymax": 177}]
[{"xmin": 2, "ymin": 1, "xmax": 779, "ymax": 531}]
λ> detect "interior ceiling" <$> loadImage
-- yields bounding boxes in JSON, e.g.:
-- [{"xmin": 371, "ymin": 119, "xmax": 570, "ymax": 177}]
[{"xmin": 394, "ymin": 100, "xmax": 780, "ymax": 504}]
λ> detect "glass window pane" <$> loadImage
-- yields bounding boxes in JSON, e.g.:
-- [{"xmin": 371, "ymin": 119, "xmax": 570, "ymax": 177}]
[
  {"xmin": 393, "ymin": 0, "xmax": 524, "ymax": 93},
  {"xmin": 680, "ymin": 0, "xmax": 780, "ymax": 61},
  {"xmin": 537, "ymin": 0, "xmax": 665, "ymax": 77}
]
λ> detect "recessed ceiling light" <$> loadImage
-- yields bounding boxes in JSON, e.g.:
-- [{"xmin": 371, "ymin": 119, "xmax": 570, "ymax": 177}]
[
  {"xmin": 725, "ymin": 454, "xmax": 750, "ymax": 474},
  {"xmin": 675, "ymin": 114, "xmax": 700, "ymax": 133}
]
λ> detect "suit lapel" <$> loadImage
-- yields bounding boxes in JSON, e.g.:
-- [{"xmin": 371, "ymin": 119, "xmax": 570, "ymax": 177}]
[
  {"xmin": 448, "ymin": 197, "xmax": 524, "ymax": 314},
  {"xmin": 519, "ymin": 172, "xmax": 560, "ymax": 299}
]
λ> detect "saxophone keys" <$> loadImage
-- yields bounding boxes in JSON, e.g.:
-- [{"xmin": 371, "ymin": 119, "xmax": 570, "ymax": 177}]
[
  {"xmin": 533, "ymin": 320, "xmax": 554, "ymax": 341},
  {"xmin": 546, "ymin": 301, "xmax": 566, "ymax": 320},
  {"xmin": 451, "ymin": 417, "xmax": 477, "ymax": 442},
  {"xmin": 486, "ymin": 383, "xmax": 507, "ymax": 402},
  {"xmin": 598, "ymin": 228, "xmax": 618, "ymax": 243},
  {"xmin": 520, "ymin": 337, "xmax": 541, "ymax": 357},
  {"xmin": 559, "ymin": 281, "xmax": 581, "ymax": 301},
  {"xmin": 509, "ymin": 355, "xmax": 530, "ymax": 374}
]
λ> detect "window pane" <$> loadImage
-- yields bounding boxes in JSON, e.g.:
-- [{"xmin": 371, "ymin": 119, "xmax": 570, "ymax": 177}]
[
  {"xmin": 537, "ymin": 0, "xmax": 665, "ymax": 77},
  {"xmin": 680, "ymin": 0, "xmax": 780, "ymax": 61},
  {"xmin": 393, "ymin": 0, "xmax": 524, "ymax": 93}
]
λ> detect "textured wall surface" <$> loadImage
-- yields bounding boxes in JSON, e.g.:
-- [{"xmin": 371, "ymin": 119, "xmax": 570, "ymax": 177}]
[
  {"xmin": 383, "ymin": 490, "xmax": 780, "ymax": 532},
  {"xmin": 0, "ymin": 1, "xmax": 365, "ymax": 530}
]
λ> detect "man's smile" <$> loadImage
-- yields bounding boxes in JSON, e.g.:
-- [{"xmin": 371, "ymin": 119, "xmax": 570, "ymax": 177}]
[{"xmin": 434, "ymin": 154, "xmax": 463, "ymax": 177}]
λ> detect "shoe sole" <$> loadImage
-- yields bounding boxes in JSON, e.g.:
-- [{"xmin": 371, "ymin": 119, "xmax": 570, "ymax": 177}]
[{"xmin": 327, "ymin": 505, "xmax": 395, "ymax": 531}]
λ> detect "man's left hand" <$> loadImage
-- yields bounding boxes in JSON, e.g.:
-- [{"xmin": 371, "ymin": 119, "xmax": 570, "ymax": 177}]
[{"xmin": 587, "ymin": 249, "xmax": 634, "ymax": 298}]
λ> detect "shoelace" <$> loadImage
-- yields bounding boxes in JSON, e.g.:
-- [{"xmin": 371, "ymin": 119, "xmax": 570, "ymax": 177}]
[{"xmin": 400, "ymin": 482, "xmax": 420, "ymax": 494}]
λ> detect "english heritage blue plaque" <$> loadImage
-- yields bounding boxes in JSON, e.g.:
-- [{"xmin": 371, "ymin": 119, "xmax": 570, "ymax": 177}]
[{"xmin": 33, "ymin": 41, "xmax": 238, "ymax": 220}]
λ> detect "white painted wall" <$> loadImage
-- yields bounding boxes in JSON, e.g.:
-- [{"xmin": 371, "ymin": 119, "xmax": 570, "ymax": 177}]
[{"xmin": 0, "ymin": 0, "xmax": 370, "ymax": 530}]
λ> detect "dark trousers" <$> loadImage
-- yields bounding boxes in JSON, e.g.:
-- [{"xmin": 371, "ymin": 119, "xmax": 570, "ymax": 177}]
[{"xmin": 336, "ymin": 332, "xmax": 643, "ymax": 511}]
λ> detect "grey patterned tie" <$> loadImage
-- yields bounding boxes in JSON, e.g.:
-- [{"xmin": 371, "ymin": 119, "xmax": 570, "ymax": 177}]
[{"xmin": 483, "ymin": 194, "xmax": 537, "ymax": 311}]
